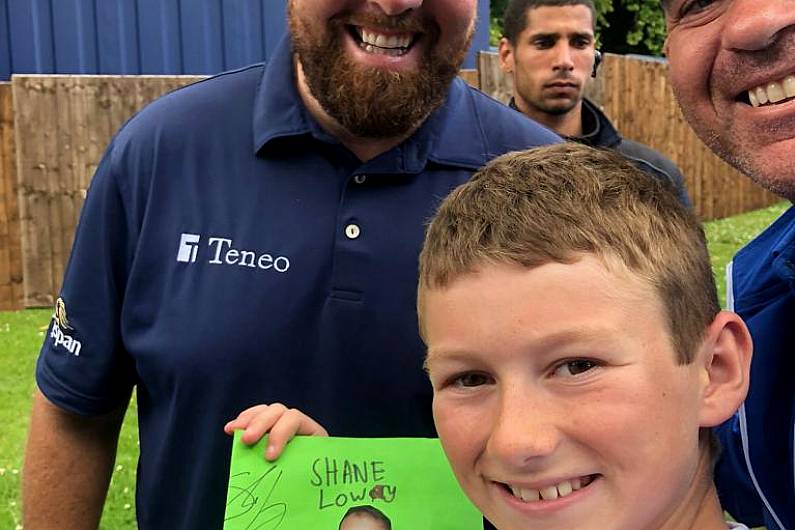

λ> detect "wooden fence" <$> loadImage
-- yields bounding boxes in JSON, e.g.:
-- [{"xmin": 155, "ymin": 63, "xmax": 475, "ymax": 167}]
[
  {"xmin": 0, "ymin": 83, "xmax": 23, "ymax": 310},
  {"xmin": 477, "ymin": 52, "xmax": 779, "ymax": 220},
  {"xmin": 0, "ymin": 59, "xmax": 781, "ymax": 308},
  {"xmin": 10, "ymin": 75, "xmax": 201, "ymax": 308}
]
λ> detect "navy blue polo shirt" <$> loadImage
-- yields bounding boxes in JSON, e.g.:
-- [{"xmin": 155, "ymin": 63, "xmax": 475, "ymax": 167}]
[{"xmin": 36, "ymin": 35, "xmax": 560, "ymax": 529}]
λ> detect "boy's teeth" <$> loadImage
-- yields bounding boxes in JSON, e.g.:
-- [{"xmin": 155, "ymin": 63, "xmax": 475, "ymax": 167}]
[
  {"xmin": 540, "ymin": 485, "xmax": 559, "ymax": 500},
  {"xmin": 509, "ymin": 478, "xmax": 584, "ymax": 503},
  {"xmin": 510, "ymin": 485, "xmax": 540, "ymax": 501},
  {"xmin": 558, "ymin": 481, "xmax": 573, "ymax": 496},
  {"xmin": 748, "ymin": 75, "xmax": 795, "ymax": 107}
]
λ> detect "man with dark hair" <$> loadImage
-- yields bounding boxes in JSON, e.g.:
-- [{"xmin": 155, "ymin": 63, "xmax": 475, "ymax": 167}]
[
  {"xmin": 21, "ymin": 1, "xmax": 559, "ymax": 528},
  {"xmin": 499, "ymin": 0, "xmax": 690, "ymax": 205},
  {"xmin": 339, "ymin": 505, "xmax": 392, "ymax": 530},
  {"xmin": 661, "ymin": 1, "xmax": 795, "ymax": 529}
]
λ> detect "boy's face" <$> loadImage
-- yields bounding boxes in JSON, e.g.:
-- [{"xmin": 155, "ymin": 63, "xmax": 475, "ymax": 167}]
[{"xmin": 424, "ymin": 257, "xmax": 708, "ymax": 530}]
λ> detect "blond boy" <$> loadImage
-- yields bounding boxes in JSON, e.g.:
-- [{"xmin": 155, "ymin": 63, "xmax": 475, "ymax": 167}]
[{"xmin": 418, "ymin": 143, "xmax": 752, "ymax": 530}]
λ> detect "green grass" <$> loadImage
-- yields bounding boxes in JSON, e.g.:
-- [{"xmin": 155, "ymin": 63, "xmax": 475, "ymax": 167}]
[
  {"xmin": 704, "ymin": 202, "xmax": 789, "ymax": 307},
  {"xmin": 0, "ymin": 310, "xmax": 138, "ymax": 529},
  {"xmin": 0, "ymin": 201, "xmax": 789, "ymax": 529}
]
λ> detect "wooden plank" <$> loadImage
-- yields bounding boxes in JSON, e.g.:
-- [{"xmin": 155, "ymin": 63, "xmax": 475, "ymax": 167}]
[
  {"xmin": 13, "ymin": 75, "xmax": 202, "ymax": 307},
  {"xmin": 14, "ymin": 76, "xmax": 57, "ymax": 307},
  {"xmin": 458, "ymin": 69, "xmax": 479, "ymax": 89},
  {"xmin": 0, "ymin": 82, "xmax": 24, "ymax": 310},
  {"xmin": 477, "ymin": 51, "xmax": 512, "ymax": 104}
]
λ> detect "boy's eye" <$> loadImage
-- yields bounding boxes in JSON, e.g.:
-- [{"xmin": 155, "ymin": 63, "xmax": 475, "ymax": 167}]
[
  {"xmin": 553, "ymin": 359, "xmax": 599, "ymax": 377},
  {"xmin": 452, "ymin": 372, "xmax": 493, "ymax": 388}
]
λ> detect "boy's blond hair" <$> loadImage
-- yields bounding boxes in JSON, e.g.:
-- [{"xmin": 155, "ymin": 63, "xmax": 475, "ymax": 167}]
[{"xmin": 418, "ymin": 143, "xmax": 719, "ymax": 364}]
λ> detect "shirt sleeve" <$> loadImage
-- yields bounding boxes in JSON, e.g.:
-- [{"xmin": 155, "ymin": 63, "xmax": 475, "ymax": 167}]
[{"xmin": 35, "ymin": 138, "xmax": 137, "ymax": 416}]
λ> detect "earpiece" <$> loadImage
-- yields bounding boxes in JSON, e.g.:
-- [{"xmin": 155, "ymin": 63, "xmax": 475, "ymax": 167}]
[{"xmin": 592, "ymin": 50, "xmax": 602, "ymax": 78}]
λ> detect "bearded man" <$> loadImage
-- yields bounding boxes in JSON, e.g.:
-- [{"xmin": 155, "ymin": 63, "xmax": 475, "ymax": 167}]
[{"xmin": 21, "ymin": 1, "xmax": 559, "ymax": 529}]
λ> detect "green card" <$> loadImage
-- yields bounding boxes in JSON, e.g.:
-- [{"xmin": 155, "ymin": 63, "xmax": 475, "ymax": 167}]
[{"xmin": 224, "ymin": 433, "xmax": 482, "ymax": 529}]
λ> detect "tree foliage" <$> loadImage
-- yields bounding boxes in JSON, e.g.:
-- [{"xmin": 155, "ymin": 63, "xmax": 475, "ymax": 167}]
[{"xmin": 490, "ymin": 0, "xmax": 666, "ymax": 56}]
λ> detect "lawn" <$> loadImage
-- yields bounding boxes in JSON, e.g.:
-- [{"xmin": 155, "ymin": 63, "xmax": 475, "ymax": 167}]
[
  {"xmin": 0, "ymin": 201, "xmax": 788, "ymax": 529},
  {"xmin": 0, "ymin": 310, "xmax": 138, "ymax": 529}
]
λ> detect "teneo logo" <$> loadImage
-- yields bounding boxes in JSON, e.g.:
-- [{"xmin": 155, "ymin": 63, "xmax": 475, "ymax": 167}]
[
  {"xmin": 50, "ymin": 297, "xmax": 82, "ymax": 356},
  {"xmin": 177, "ymin": 233, "xmax": 201, "ymax": 263},
  {"xmin": 176, "ymin": 233, "xmax": 291, "ymax": 273}
]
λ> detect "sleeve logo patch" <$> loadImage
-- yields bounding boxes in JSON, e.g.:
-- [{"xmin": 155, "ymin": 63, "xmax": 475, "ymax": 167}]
[
  {"xmin": 54, "ymin": 297, "xmax": 73, "ymax": 330},
  {"xmin": 50, "ymin": 297, "xmax": 82, "ymax": 356}
]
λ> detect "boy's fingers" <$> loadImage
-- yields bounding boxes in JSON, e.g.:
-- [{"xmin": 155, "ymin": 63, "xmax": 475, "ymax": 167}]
[
  {"xmin": 265, "ymin": 409, "xmax": 328, "ymax": 461},
  {"xmin": 225, "ymin": 403, "xmax": 273, "ymax": 432},
  {"xmin": 240, "ymin": 403, "xmax": 287, "ymax": 445}
]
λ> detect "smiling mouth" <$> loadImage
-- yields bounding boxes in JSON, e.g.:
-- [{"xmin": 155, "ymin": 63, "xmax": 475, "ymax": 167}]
[
  {"xmin": 744, "ymin": 74, "xmax": 795, "ymax": 107},
  {"xmin": 349, "ymin": 26, "xmax": 418, "ymax": 57},
  {"xmin": 502, "ymin": 474, "xmax": 598, "ymax": 503}
]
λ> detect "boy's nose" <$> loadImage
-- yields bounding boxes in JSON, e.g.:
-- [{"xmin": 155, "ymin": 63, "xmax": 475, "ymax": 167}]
[
  {"xmin": 485, "ymin": 390, "xmax": 562, "ymax": 468},
  {"xmin": 721, "ymin": 0, "xmax": 795, "ymax": 52}
]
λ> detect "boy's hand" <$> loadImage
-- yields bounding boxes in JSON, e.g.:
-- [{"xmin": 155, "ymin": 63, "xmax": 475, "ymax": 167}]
[{"xmin": 224, "ymin": 403, "xmax": 328, "ymax": 461}]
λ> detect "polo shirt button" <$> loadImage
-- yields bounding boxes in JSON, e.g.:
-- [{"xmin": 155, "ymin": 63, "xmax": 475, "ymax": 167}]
[
  {"xmin": 354, "ymin": 174, "xmax": 367, "ymax": 184},
  {"xmin": 345, "ymin": 224, "xmax": 361, "ymax": 239}
]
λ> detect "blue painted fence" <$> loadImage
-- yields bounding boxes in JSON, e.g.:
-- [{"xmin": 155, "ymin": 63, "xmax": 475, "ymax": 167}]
[{"xmin": 1, "ymin": 0, "xmax": 490, "ymax": 80}]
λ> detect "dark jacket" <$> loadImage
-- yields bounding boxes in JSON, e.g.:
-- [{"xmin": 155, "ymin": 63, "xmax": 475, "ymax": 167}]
[{"xmin": 510, "ymin": 97, "xmax": 691, "ymax": 206}]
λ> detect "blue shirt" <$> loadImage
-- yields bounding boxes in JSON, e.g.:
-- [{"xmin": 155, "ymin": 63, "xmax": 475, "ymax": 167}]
[
  {"xmin": 35, "ymin": 35, "xmax": 560, "ymax": 529},
  {"xmin": 719, "ymin": 205, "xmax": 795, "ymax": 530}
]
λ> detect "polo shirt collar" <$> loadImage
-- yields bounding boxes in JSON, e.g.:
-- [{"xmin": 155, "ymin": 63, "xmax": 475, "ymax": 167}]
[
  {"xmin": 252, "ymin": 34, "xmax": 319, "ymax": 152},
  {"xmin": 252, "ymin": 34, "xmax": 492, "ymax": 173}
]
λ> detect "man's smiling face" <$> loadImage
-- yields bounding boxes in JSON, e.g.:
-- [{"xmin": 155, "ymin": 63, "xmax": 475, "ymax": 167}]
[
  {"xmin": 663, "ymin": 0, "xmax": 795, "ymax": 200},
  {"xmin": 288, "ymin": 0, "xmax": 476, "ymax": 138}
]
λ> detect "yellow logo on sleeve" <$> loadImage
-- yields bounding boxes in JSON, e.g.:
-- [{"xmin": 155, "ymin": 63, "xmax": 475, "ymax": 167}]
[{"xmin": 54, "ymin": 297, "xmax": 73, "ymax": 330}]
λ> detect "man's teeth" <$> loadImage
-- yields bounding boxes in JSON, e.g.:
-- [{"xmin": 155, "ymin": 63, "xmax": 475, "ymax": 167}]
[
  {"xmin": 358, "ymin": 28, "xmax": 413, "ymax": 56},
  {"xmin": 509, "ymin": 477, "xmax": 583, "ymax": 503},
  {"xmin": 748, "ymin": 75, "xmax": 795, "ymax": 107}
]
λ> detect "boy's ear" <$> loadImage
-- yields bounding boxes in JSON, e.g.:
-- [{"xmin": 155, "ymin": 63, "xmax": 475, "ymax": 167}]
[
  {"xmin": 498, "ymin": 37, "xmax": 515, "ymax": 74},
  {"xmin": 697, "ymin": 311, "xmax": 752, "ymax": 428}
]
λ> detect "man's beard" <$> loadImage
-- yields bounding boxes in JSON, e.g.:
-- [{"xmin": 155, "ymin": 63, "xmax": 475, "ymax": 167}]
[{"xmin": 289, "ymin": 8, "xmax": 472, "ymax": 138}]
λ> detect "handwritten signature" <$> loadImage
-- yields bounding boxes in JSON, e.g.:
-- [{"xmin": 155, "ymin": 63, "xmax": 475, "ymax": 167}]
[{"xmin": 225, "ymin": 467, "xmax": 287, "ymax": 530}]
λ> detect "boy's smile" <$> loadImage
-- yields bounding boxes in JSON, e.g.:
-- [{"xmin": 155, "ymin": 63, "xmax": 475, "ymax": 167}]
[{"xmin": 424, "ymin": 257, "xmax": 719, "ymax": 530}]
